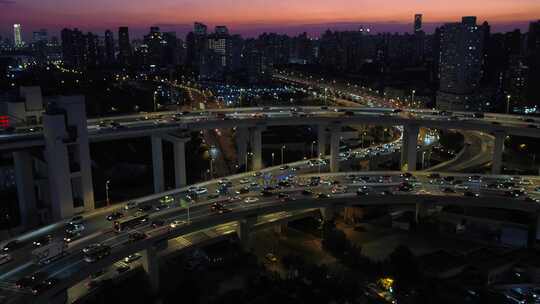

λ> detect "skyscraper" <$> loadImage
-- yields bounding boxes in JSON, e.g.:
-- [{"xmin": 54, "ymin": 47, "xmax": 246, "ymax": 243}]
[
  {"xmin": 118, "ymin": 27, "xmax": 132, "ymax": 65},
  {"xmin": 414, "ymin": 14, "xmax": 423, "ymax": 33},
  {"xmin": 436, "ymin": 16, "xmax": 484, "ymax": 110},
  {"xmin": 13, "ymin": 24, "xmax": 23, "ymax": 48},
  {"xmin": 32, "ymin": 29, "xmax": 48, "ymax": 43},
  {"xmin": 104, "ymin": 30, "xmax": 115, "ymax": 64},
  {"xmin": 194, "ymin": 22, "xmax": 208, "ymax": 36}
]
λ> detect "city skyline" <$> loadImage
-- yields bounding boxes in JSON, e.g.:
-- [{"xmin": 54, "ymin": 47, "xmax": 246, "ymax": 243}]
[{"xmin": 0, "ymin": 0, "xmax": 539, "ymax": 39}]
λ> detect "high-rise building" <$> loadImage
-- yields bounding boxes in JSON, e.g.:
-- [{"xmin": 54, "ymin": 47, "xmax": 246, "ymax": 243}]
[
  {"xmin": 104, "ymin": 30, "xmax": 115, "ymax": 64},
  {"xmin": 61, "ymin": 28, "xmax": 84, "ymax": 67},
  {"xmin": 13, "ymin": 24, "xmax": 23, "ymax": 48},
  {"xmin": 215, "ymin": 26, "xmax": 229, "ymax": 36},
  {"xmin": 414, "ymin": 14, "xmax": 423, "ymax": 33},
  {"xmin": 32, "ymin": 29, "xmax": 48, "ymax": 43},
  {"xmin": 118, "ymin": 27, "xmax": 132, "ymax": 65},
  {"xmin": 194, "ymin": 22, "xmax": 208, "ymax": 36},
  {"xmin": 436, "ymin": 16, "xmax": 484, "ymax": 111},
  {"xmin": 528, "ymin": 20, "xmax": 540, "ymax": 54}
]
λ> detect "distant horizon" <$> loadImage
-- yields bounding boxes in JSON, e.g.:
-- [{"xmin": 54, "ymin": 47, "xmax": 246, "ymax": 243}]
[{"xmin": 0, "ymin": 19, "xmax": 536, "ymax": 42}]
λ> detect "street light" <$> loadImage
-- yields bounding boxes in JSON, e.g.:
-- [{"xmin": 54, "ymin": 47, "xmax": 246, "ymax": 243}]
[
  {"xmin": 271, "ymin": 152, "xmax": 275, "ymax": 166},
  {"xmin": 105, "ymin": 180, "xmax": 111, "ymax": 206},
  {"xmin": 506, "ymin": 94, "xmax": 511, "ymax": 114},
  {"xmin": 245, "ymin": 152, "xmax": 253, "ymax": 172},
  {"xmin": 153, "ymin": 91, "xmax": 158, "ymax": 112},
  {"xmin": 411, "ymin": 90, "xmax": 416, "ymax": 107},
  {"xmin": 311, "ymin": 141, "xmax": 316, "ymax": 158},
  {"xmin": 281, "ymin": 145, "xmax": 286, "ymax": 165},
  {"xmin": 209, "ymin": 146, "xmax": 218, "ymax": 179}
]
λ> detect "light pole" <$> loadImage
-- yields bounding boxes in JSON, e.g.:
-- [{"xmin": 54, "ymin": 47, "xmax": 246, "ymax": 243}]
[
  {"xmin": 318, "ymin": 153, "xmax": 323, "ymax": 174},
  {"xmin": 281, "ymin": 145, "xmax": 286, "ymax": 165},
  {"xmin": 506, "ymin": 94, "xmax": 511, "ymax": 114},
  {"xmin": 153, "ymin": 91, "xmax": 158, "ymax": 112},
  {"xmin": 245, "ymin": 152, "xmax": 253, "ymax": 172},
  {"xmin": 209, "ymin": 146, "xmax": 218, "ymax": 179},
  {"xmin": 411, "ymin": 90, "xmax": 416, "ymax": 108},
  {"xmin": 311, "ymin": 141, "xmax": 316, "ymax": 158},
  {"xmin": 105, "ymin": 180, "xmax": 111, "ymax": 206},
  {"xmin": 271, "ymin": 152, "xmax": 275, "ymax": 166}
]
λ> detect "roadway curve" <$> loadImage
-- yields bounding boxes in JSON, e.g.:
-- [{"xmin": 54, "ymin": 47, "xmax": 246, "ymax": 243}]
[{"xmin": 1, "ymin": 169, "xmax": 539, "ymax": 303}]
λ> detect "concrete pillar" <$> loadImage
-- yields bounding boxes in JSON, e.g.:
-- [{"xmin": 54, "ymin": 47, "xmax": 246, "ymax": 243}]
[
  {"xmin": 317, "ymin": 125, "xmax": 327, "ymax": 157},
  {"xmin": 527, "ymin": 214, "xmax": 539, "ymax": 249},
  {"xmin": 43, "ymin": 114, "xmax": 74, "ymax": 221},
  {"xmin": 13, "ymin": 151, "xmax": 37, "ymax": 227},
  {"xmin": 151, "ymin": 135, "xmax": 164, "ymax": 193},
  {"xmin": 237, "ymin": 216, "xmax": 257, "ymax": 248},
  {"xmin": 329, "ymin": 126, "xmax": 340, "ymax": 173},
  {"xmin": 77, "ymin": 117, "xmax": 95, "ymax": 212},
  {"xmin": 273, "ymin": 223, "xmax": 288, "ymax": 235},
  {"xmin": 320, "ymin": 207, "xmax": 336, "ymax": 222},
  {"xmin": 173, "ymin": 139, "xmax": 188, "ymax": 188},
  {"xmin": 236, "ymin": 128, "xmax": 249, "ymax": 168},
  {"xmin": 415, "ymin": 202, "xmax": 428, "ymax": 224},
  {"xmin": 250, "ymin": 127, "xmax": 263, "ymax": 171},
  {"xmin": 401, "ymin": 124, "xmax": 420, "ymax": 171},
  {"xmin": 492, "ymin": 132, "xmax": 505, "ymax": 175},
  {"xmin": 141, "ymin": 246, "xmax": 160, "ymax": 292}
]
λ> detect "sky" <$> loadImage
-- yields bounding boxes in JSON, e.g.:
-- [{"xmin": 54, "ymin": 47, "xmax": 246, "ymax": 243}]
[{"xmin": 1, "ymin": 0, "xmax": 539, "ymax": 39}]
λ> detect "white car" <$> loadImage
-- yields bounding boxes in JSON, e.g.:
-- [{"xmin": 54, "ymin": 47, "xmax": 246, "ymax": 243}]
[
  {"xmin": 239, "ymin": 178, "xmax": 250, "ymax": 184},
  {"xmin": 170, "ymin": 220, "xmax": 187, "ymax": 228},
  {"xmin": 124, "ymin": 201, "xmax": 138, "ymax": 210},
  {"xmin": 454, "ymin": 184, "xmax": 469, "ymax": 190},
  {"xmin": 243, "ymin": 197, "xmax": 259, "ymax": 204},
  {"xmin": 0, "ymin": 253, "xmax": 12, "ymax": 265}
]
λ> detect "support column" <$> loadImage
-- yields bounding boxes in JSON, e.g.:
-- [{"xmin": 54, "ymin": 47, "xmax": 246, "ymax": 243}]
[
  {"xmin": 151, "ymin": 135, "xmax": 164, "ymax": 193},
  {"xmin": 13, "ymin": 151, "xmax": 37, "ymax": 227},
  {"xmin": 329, "ymin": 126, "xmax": 340, "ymax": 173},
  {"xmin": 173, "ymin": 139, "xmax": 187, "ymax": 188},
  {"xmin": 141, "ymin": 246, "xmax": 160, "ymax": 292},
  {"xmin": 320, "ymin": 206, "xmax": 336, "ymax": 222},
  {"xmin": 43, "ymin": 114, "xmax": 74, "ymax": 221},
  {"xmin": 492, "ymin": 131, "xmax": 505, "ymax": 175},
  {"xmin": 250, "ymin": 127, "xmax": 263, "ymax": 171},
  {"xmin": 236, "ymin": 128, "xmax": 249, "ymax": 169},
  {"xmin": 237, "ymin": 216, "xmax": 257, "ymax": 249},
  {"xmin": 401, "ymin": 124, "xmax": 420, "ymax": 171},
  {"xmin": 317, "ymin": 125, "xmax": 327, "ymax": 157},
  {"xmin": 273, "ymin": 223, "xmax": 288, "ymax": 235},
  {"xmin": 415, "ymin": 202, "xmax": 428, "ymax": 224},
  {"xmin": 527, "ymin": 214, "xmax": 539, "ymax": 249}
]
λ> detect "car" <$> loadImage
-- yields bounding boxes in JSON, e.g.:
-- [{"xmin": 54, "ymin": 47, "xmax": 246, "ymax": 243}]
[
  {"xmin": 63, "ymin": 231, "xmax": 81, "ymax": 243},
  {"xmin": 302, "ymin": 189, "xmax": 313, "ymax": 196},
  {"xmin": 398, "ymin": 184, "xmax": 413, "ymax": 192},
  {"xmin": 210, "ymin": 202, "xmax": 225, "ymax": 211},
  {"xmin": 154, "ymin": 204, "xmax": 169, "ymax": 211},
  {"xmin": 33, "ymin": 235, "xmax": 52, "ymax": 248},
  {"xmin": 123, "ymin": 254, "xmax": 142, "ymax": 264},
  {"xmin": 278, "ymin": 180, "xmax": 291, "ymax": 188},
  {"xmin": 68, "ymin": 215, "xmax": 84, "ymax": 225},
  {"xmin": 244, "ymin": 197, "xmax": 260, "ymax": 204},
  {"xmin": 129, "ymin": 231, "xmax": 147, "ymax": 242},
  {"xmin": 506, "ymin": 189, "xmax": 526, "ymax": 197},
  {"xmin": 279, "ymin": 165, "xmax": 290, "ymax": 170},
  {"xmin": 260, "ymin": 190, "xmax": 274, "ymax": 197},
  {"xmin": 239, "ymin": 178, "xmax": 250, "ymax": 184},
  {"xmin": 491, "ymin": 121, "xmax": 501, "ymax": 125},
  {"xmin": 442, "ymin": 187, "xmax": 455, "ymax": 193},
  {"xmin": 106, "ymin": 211, "xmax": 124, "ymax": 221},
  {"xmin": 252, "ymin": 171, "xmax": 263, "ymax": 177},
  {"xmin": 443, "ymin": 176, "xmax": 455, "ymax": 182},
  {"xmin": 331, "ymin": 185, "xmax": 347, "ymax": 194},
  {"xmin": 356, "ymin": 187, "xmax": 369, "ymax": 196},
  {"xmin": 31, "ymin": 282, "xmax": 52, "ymax": 295},
  {"xmin": 0, "ymin": 253, "xmax": 12, "ymax": 265},
  {"xmin": 380, "ymin": 190, "xmax": 393, "ymax": 196},
  {"xmin": 65, "ymin": 223, "xmax": 85, "ymax": 234},
  {"xmin": 2, "ymin": 239, "xmax": 25, "ymax": 252},
  {"xmin": 278, "ymin": 193, "xmax": 291, "ymax": 201},
  {"xmin": 316, "ymin": 193, "xmax": 330, "ymax": 199},
  {"xmin": 193, "ymin": 187, "xmax": 208, "ymax": 195},
  {"xmin": 116, "ymin": 265, "xmax": 130, "ymax": 273},
  {"xmin": 16, "ymin": 272, "xmax": 47, "ymax": 289},
  {"xmin": 265, "ymin": 253, "xmax": 278, "ymax": 263},
  {"xmin": 524, "ymin": 197, "xmax": 540, "ymax": 203},
  {"xmin": 236, "ymin": 186, "xmax": 250, "ymax": 194},
  {"xmin": 170, "ymin": 220, "xmax": 187, "ymax": 228},
  {"xmin": 464, "ymin": 191, "xmax": 480, "ymax": 198},
  {"xmin": 159, "ymin": 195, "xmax": 174, "ymax": 204},
  {"xmin": 151, "ymin": 220, "xmax": 165, "ymax": 228},
  {"xmin": 138, "ymin": 204, "xmax": 153, "ymax": 212},
  {"xmin": 124, "ymin": 201, "xmax": 138, "ymax": 210},
  {"xmin": 455, "ymin": 184, "xmax": 470, "ymax": 190},
  {"xmin": 535, "ymin": 187, "xmax": 540, "ymax": 192}
]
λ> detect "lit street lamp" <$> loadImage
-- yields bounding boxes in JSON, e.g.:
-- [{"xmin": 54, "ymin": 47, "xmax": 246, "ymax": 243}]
[
  {"xmin": 245, "ymin": 152, "xmax": 253, "ymax": 172},
  {"xmin": 311, "ymin": 141, "xmax": 316, "ymax": 158},
  {"xmin": 209, "ymin": 146, "xmax": 218, "ymax": 179},
  {"xmin": 506, "ymin": 94, "xmax": 511, "ymax": 114},
  {"xmin": 411, "ymin": 89, "xmax": 416, "ymax": 108},
  {"xmin": 271, "ymin": 152, "xmax": 275, "ymax": 166},
  {"xmin": 281, "ymin": 145, "xmax": 286, "ymax": 165}
]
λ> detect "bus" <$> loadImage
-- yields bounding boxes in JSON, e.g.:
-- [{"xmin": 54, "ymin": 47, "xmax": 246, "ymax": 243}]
[
  {"xmin": 83, "ymin": 244, "xmax": 111, "ymax": 263},
  {"xmin": 113, "ymin": 214, "xmax": 149, "ymax": 232}
]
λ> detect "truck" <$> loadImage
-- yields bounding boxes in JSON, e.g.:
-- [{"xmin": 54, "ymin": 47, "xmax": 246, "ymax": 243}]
[{"xmin": 32, "ymin": 241, "xmax": 67, "ymax": 265}]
